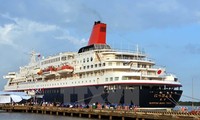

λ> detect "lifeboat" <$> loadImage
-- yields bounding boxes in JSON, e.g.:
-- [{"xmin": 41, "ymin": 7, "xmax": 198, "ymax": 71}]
[
  {"xmin": 43, "ymin": 66, "xmax": 56, "ymax": 72},
  {"xmin": 57, "ymin": 65, "xmax": 74, "ymax": 74},
  {"xmin": 42, "ymin": 66, "xmax": 57, "ymax": 76},
  {"xmin": 37, "ymin": 69, "xmax": 43, "ymax": 75}
]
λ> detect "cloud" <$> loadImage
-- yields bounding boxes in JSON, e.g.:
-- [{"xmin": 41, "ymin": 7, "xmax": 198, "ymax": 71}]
[
  {"xmin": 0, "ymin": 14, "xmax": 57, "ymax": 48},
  {"xmin": 84, "ymin": 0, "xmax": 200, "ymax": 31},
  {"xmin": 0, "ymin": 24, "xmax": 15, "ymax": 46},
  {"xmin": 0, "ymin": 14, "xmax": 87, "ymax": 53},
  {"xmin": 54, "ymin": 35, "xmax": 87, "ymax": 46},
  {"xmin": 1, "ymin": 0, "xmax": 200, "ymax": 33}
]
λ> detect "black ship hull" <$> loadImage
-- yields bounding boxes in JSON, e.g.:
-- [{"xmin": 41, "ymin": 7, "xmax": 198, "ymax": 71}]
[{"xmin": 41, "ymin": 84, "xmax": 182, "ymax": 108}]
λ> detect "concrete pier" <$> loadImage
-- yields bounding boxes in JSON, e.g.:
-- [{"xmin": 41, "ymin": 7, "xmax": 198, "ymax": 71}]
[{"xmin": 1, "ymin": 105, "xmax": 200, "ymax": 120}]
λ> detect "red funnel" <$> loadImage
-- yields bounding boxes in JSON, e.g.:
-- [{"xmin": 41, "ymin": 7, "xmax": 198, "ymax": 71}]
[{"xmin": 88, "ymin": 21, "xmax": 106, "ymax": 46}]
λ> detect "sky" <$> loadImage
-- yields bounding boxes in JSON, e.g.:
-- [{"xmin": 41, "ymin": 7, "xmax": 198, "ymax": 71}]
[{"xmin": 0, "ymin": 0, "xmax": 200, "ymax": 102}]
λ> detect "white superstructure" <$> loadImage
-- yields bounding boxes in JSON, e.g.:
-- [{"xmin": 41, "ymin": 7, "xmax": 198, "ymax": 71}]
[
  {"xmin": 3, "ymin": 21, "xmax": 182, "ymax": 107},
  {"xmin": 4, "ymin": 45, "xmax": 181, "ymax": 92}
]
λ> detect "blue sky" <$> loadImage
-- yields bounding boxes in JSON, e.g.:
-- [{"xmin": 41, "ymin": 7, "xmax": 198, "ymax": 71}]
[{"xmin": 0, "ymin": 0, "xmax": 200, "ymax": 101}]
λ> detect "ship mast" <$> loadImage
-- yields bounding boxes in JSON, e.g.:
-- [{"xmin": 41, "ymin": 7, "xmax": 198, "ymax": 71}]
[
  {"xmin": 29, "ymin": 51, "xmax": 40, "ymax": 65},
  {"xmin": 192, "ymin": 78, "xmax": 194, "ymax": 110}
]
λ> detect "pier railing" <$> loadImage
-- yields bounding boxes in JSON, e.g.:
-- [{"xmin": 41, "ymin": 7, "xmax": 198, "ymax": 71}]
[{"xmin": 0, "ymin": 104, "xmax": 200, "ymax": 120}]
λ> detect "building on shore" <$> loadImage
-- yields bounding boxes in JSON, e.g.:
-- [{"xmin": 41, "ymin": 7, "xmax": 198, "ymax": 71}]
[{"xmin": 0, "ymin": 91, "xmax": 31, "ymax": 104}]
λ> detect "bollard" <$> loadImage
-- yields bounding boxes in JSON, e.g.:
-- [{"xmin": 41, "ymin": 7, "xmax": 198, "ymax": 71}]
[
  {"xmin": 122, "ymin": 116, "xmax": 125, "ymax": 120},
  {"xmin": 109, "ymin": 115, "xmax": 112, "ymax": 120},
  {"xmin": 98, "ymin": 115, "xmax": 101, "ymax": 119},
  {"xmin": 88, "ymin": 114, "xmax": 91, "ymax": 118}
]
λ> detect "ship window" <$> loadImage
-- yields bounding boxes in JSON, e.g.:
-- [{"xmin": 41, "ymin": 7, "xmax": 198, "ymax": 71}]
[
  {"xmin": 91, "ymin": 65, "xmax": 93, "ymax": 68},
  {"xmin": 103, "ymin": 63, "xmax": 105, "ymax": 66},
  {"xmin": 87, "ymin": 58, "xmax": 89, "ymax": 62},
  {"xmin": 138, "ymin": 64, "xmax": 140, "ymax": 68},
  {"xmin": 142, "ymin": 64, "xmax": 146, "ymax": 68},
  {"xmin": 83, "ymin": 66, "xmax": 86, "ymax": 69},
  {"xmin": 122, "ymin": 76, "xmax": 128, "ymax": 80},
  {"xmin": 95, "ymin": 64, "xmax": 97, "ymax": 67},
  {"xmin": 91, "ymin": 57, "xmax": 93, "ymax": 61},
  {"xmin": 149, "ymin": 65, "xmax": 152, "ymax": 68},
  {"xmin": 116, "ymin": 62, "xmax": 120, "ymax": 66},
  {"xmin": 89, "ymin": 80, "xmax": 91, "ymax": 82},
  {"xmin": 99, "ymin": 63, "xmax": 101, "ymax": 67},
  {"xmin": 110, "ymin": 77, "xmax": 113, "ymax": 81},
  {"xmin": 101, "ymin": 70, "xmax": 104, "ymax": 75},
  {"xmin": 80, "ymin": 67, "xmax": 82, "ymax": 70},
  {"xmin": 108, "ymin": 62, "xmax": 112, "ymax": 66},
  {"xmin": 83, "ymin": 58, "xmax": 85, "ymax": 63},
  {"xmin": 87, "ymin": 65, "xmax": 89, "ymax": 69},
  {"xmin": 115, "ymin": 77, "xmax": 119, "ymax": 81},
  {"xmin": 105, "ymin": 78, "xmax": 108, "ymax": 82}
]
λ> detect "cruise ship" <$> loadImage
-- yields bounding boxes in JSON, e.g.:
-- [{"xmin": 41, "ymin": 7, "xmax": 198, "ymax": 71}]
[{"xmin": 3, "ymin": 21, "xmax": 182, "ymax": 108}]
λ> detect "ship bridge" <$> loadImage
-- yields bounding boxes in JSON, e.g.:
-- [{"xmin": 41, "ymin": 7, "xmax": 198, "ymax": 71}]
[{"xmin": 78, "ymin": 44, "xmax": 111, "ymax": 53}]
